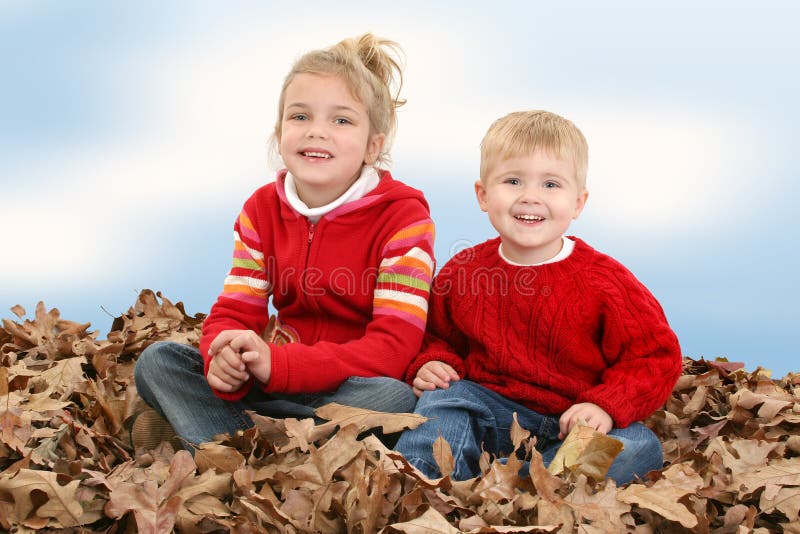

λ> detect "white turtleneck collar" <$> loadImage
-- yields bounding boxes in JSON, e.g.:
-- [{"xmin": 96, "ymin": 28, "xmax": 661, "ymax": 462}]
[
  {"xmin": 283, "ymin": 166, "xmax": 381, "ymax": 223},
  {"xmin": 498, "ymin": 236, "xmax": 575, "ymax": 266}
]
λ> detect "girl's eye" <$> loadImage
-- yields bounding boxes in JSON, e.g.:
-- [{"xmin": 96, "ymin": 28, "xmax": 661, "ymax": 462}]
[{"xmin": 290, "ymin": 114, "xmax": 308, "ymax": 121}]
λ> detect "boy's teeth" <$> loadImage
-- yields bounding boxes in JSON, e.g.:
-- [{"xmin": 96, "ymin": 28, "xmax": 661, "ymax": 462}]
[
  {"xmin": 303, "ymin": 151, "xmax": 331, "ymax": 158},
  {"xmin": 516, "ymin": 215, "xmax": 544, "ymax": 221}
]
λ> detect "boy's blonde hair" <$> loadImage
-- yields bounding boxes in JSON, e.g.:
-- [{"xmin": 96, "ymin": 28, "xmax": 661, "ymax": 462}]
[
  {"xmin": 480, "ymin": 110, "xmax": 588, "ymax": 188},
  {"xmin": 273, "ymin": 33, "xmax": 405, "ymax": 167}
]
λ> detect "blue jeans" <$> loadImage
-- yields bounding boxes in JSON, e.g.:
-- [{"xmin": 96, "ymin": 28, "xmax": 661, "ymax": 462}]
[
  {"xmin": 394, "ymin": 380, "xmax": 663, "ymax": 484},
  {"xmin": 134, "ymin": 341, "xmax": 417, "ymax": 447}
]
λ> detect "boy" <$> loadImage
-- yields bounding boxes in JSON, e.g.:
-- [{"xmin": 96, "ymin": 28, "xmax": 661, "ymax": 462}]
[{"xmin": 394, "ymin": 110, "xmax": 682, "ymax": 484}]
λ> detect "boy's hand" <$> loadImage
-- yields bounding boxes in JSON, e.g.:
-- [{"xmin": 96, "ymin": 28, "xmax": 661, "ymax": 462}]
[
  {"xmin": 412, "ymin": 360, "xmax": 460, "ymax": 397},
  {"xmin": 558, "ymin": 402, "xmax": 613, "ymax": 439},
  {"xmin": 209, "ymin": 329, "xmax": 272, "ymax": 385}
]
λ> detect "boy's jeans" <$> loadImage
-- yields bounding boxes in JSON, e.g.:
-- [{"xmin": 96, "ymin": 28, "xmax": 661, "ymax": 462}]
[
  {"xmin": 394, "ymin": 380, "xmax": 663, "ymax": 484},
  {"xmin": 134, "ymin": 341, "xmax": 417, "ymax": 446}
]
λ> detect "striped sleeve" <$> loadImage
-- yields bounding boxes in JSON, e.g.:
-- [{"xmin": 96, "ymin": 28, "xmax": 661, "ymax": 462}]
[
  {"xmin": 373, "ymin": 219, "xmax": 435, "ymax": 331},
  {"xmin": 221, "ymin": 208, "xmax": 272, "ymax": 308}
]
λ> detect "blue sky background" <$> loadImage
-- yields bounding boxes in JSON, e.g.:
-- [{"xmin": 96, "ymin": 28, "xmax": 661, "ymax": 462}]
[{"xmin": 1, "ymin": 2, "xmax": 798, "ymax": 376}]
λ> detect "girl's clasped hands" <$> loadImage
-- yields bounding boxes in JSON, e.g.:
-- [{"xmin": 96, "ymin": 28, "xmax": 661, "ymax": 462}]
[{"xmin": 206, "ymin": 330, "xmax": 272, "ymax": 392}]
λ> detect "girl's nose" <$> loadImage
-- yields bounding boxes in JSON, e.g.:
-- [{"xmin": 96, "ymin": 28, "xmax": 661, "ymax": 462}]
[{"xmin": 306, "ymin": 121, "xmax": 328, "ymax": 139}]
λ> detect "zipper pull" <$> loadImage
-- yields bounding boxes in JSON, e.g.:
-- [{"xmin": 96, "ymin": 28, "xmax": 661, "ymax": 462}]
[{"xmin": 308, "ymin": 223, "xmax": 316, "ymax": 244}]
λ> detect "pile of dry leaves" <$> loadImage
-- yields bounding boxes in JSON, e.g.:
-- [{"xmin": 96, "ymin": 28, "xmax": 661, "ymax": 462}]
[{"xmin": 1, "ymin": 290, "xmax": 798, "ymax": 532}]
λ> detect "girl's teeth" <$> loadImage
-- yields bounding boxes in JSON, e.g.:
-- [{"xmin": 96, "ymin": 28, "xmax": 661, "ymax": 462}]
[{"xmin": 303, "ymin": 151, "xmax": 331, "ymax": 158}]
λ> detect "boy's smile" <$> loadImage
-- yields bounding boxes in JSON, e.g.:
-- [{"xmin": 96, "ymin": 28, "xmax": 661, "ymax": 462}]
[
  {"xmin": 476, "ymin": 151, "xmax": 588, "ymax": 265},
  {"xmin": 279, "ymin": 73, "xmax": 385, "ymax": 208}
]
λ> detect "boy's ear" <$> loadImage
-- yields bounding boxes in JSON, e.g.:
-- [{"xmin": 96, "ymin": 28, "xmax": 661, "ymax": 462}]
[
  {"xmin": 573, "ymin": 188, "xmax": 589, "ymax": 220},
  {"xmin": 364, "ymin": 133, "xmax": 386, "ymax": 165},
  {"xmin": 474, "ymin": 180, "xmax": 489, "ymax": 212}
]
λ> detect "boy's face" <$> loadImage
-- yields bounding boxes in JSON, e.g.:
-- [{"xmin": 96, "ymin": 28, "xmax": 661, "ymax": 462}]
[{"xmin": 475, "ymin": 149, "xmax": 588, "ymax": 265}]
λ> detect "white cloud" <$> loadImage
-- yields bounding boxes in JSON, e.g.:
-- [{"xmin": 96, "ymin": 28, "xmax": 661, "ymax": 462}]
[
  {"xmin": 579, "ymin": 111, "xmax": 753, "ymax": 232},
  {"xmin": 0, "ymin": 16, "xmax": 757, "ymax": 289}
]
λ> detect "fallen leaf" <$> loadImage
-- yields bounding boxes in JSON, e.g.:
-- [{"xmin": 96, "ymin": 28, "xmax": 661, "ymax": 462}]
[
  {"xmin": 547, "ymin": 423, "xmax": 623, "ymax": 480},
  {"xmin": 314, "ymin": 402, "xmax": 428, "ymax": 435},
  {"xmin": 0, "ymin": 469, "xmax": 84, "ymax": 527},
  {"xmin": 734, "ymin": 457, "xmax": 800, "ymax": 495},
  {"xmin": 617, "ymin": 463, "xmax": 703, "ymax": 528},
  {"xmin": 194, "ymin": 442, "xmax": 245, "ymax": 474},
  {"xmin": 433, "ymin": 435, "xmax": 454, "ymax": 479},
  {"xmin": 385, "ymin": 505, "xmax": 461, "ymax": 533}
]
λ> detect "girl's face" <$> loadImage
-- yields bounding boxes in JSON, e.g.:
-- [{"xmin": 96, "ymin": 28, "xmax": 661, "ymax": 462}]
[{"xmin": 279, "ymin": 73, "xmax": 385, "ymax": 208}]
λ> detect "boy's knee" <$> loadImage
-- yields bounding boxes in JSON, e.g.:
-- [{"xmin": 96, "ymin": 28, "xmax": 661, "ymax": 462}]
[
  {"xmin": 417, "ymin": 380, "xmax": 475, "ymax": 407},
  {"xmin": 610, "ymin": 424, "xmax": 664, "ymax": 479}
]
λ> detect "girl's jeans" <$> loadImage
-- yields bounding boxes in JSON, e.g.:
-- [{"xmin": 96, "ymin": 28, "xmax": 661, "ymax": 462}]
[
  {"xmin": 394, "ymin": 380, "xmax": 663, "ymax": 484},
  {"xmin": 134, "ymin": 341, "xmax": 417, "ymax": 446}
]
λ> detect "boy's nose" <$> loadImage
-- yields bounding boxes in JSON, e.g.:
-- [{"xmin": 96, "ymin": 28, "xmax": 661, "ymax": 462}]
[{"xmin": 518, "ymin": 186, "xmax": 541, "ymax": 203}]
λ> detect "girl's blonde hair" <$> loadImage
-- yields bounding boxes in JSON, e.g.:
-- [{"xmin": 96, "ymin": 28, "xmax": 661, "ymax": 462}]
[
  {"xmin": 273, "ymin": 33, "xmax": 405, "ymax": 168},
  {"xmin": 480, "ymin": 110, "xmax": 589, "ymax": 188}
]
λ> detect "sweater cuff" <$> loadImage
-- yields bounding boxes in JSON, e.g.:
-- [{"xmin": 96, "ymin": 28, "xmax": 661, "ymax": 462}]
[
  {"xmin": 405, "ymin": 351, "xmax": 465, "ymax": 384},
  {"xmin": 576, "ymin": 388, "xmax": 634, "ymax": 428}
]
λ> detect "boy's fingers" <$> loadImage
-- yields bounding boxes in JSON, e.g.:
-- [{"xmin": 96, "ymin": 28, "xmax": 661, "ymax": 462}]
[
  {"xmin": 440, "ymin": 363, "xmax": 460, "ymax": 380},
  {"xmin": 412, "ymin": 377, "xmax": 435, "ymax": 392},
  {"xmin": 432, "ymin": 366, "xmax": 454, "ymax": 382}
]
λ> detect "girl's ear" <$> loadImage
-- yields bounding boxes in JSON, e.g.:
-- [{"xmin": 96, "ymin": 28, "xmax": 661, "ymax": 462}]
[
  {"xmin": 364, "ymin": 133, "xmax": 386, "ymax": 165},
  {"xmin": 474, "ymin": 180, "xmax": 489, "ymax": 212}
]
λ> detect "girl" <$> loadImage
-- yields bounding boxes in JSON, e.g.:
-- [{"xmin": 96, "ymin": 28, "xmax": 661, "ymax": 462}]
[{"xmin": 134, "ymin": 34, "xmax": 435, "ymax": 449}]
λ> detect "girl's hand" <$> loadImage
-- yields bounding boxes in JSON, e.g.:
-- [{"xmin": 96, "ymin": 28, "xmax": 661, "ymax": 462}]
[
  {"xmin": 558, "ymin": 402, "xmax": 613, "ymax": 439},
  {"xmin": 210, "ymin": 329, "xmax": 272, "ymax": 384},
  {"xmin": 412, "ymin": 360, "xmax": 460, "ymax": 397},
  {"xmin": 207, "ymin": 338, "xmax": 249, "ymax": 392}
]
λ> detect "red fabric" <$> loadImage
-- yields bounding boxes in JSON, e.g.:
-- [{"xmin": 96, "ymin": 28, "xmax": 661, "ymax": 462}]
[
  {"xmin": 201, "ymin": 170, "xmax": 435, "ymax": 401},
  {"xmin": 406, "ymin": 237, "xmax": 682, "ymax": 428}
]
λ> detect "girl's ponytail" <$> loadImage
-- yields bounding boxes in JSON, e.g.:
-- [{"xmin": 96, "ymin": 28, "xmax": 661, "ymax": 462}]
[{"xmin": 354, "ymin": 33, "xmax": 406, "ymax": 112}]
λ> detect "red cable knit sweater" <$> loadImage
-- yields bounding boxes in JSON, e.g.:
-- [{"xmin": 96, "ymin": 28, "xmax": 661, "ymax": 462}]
[{"xmin": 405, "ymin": 237, "xmax": 682, "ymax": 428}]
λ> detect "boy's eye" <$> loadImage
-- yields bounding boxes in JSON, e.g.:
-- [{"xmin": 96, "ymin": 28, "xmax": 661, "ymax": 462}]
[
  {"xmin": 504, "ymin": 178, "xmax": 521, "ymax": 186},
  {"xmin": 335, "ymin": 117, "xmax": 352, "ymax": 125},
  {"xmin": 544, "ymin": 180, "xmax": 560, "ymax": 188}
]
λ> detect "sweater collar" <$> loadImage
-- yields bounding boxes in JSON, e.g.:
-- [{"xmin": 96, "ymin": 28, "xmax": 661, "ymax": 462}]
[
  {"xmin": 275, "ymin": 168, "xmax": 401, "ymax": 221},
  {"xmin": 498, "ymin": 236, "xmax": 575, "ymax": 266},
  {"xmin": 484, "ymin": 235, "xmax": 596, "ymax": 281},
  {"xmin": 282, "ymin": 166, "xmax": 381, "ymax": 222}
]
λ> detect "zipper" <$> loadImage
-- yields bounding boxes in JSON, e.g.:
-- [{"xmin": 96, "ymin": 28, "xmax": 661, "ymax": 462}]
[
  {"xmin": 307, "ymin": 223, "xmax": 316, "ymax": 245},
  {"xmin": 301, "ymin": 220, "xmax": 323, "ymax": 341}
]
